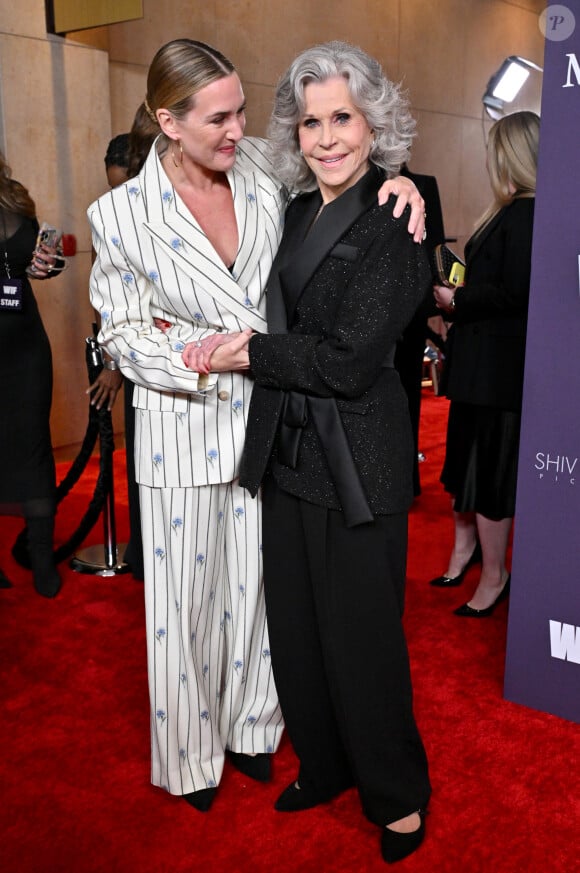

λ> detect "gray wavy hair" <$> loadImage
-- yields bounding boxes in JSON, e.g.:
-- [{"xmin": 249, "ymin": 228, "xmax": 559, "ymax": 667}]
[{"xmin": 267, "ymin": 41, "xmax": 416, "ymax": 191}]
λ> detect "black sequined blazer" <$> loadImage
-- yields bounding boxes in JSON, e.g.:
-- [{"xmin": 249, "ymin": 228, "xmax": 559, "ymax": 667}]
[{"xmin": 239, "ymin": 166, "xmax": 431, "ymax": 523}]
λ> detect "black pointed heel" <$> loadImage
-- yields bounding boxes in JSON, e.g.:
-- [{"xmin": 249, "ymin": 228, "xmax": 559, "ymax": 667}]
[
  {"xmin": 274, "ymin": 776, "xmax": 351, "ymax": 812},
  {"xmin": 182, "ymin": 787, "xmax": 217, "ymax": 812},
  {"xmin": 454, "ymin": 574, "xmax": 511, "ymax": 617},
  {"xmin": 0, "ymin": 568, "xmax": 13, "ymax": 589},
  {"xmin": 227, "ymin": 750, "xmax": 272, "ymax": 782},
  {"xmin": 381, "ymin": 809, "xmax": 427, "ymax": 863},
  {"xmin": 429, "ymin": 542, "xmax": 482, "ymax": 587}
]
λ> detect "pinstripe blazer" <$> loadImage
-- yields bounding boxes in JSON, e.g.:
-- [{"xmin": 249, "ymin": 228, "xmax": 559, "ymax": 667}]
[{"xmin": 88, "ymin": 137, "xmax": 286, "ymax": 488}]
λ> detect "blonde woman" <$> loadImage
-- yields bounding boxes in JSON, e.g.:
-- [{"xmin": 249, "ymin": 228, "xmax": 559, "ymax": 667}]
[{"xmin": 431, "ymin": 111, "xmax": 539, "ymax": 616}]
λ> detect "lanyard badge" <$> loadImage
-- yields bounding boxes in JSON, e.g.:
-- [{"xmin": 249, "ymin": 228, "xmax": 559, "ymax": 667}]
[{"xmin": 0, "ymin": 277, "xmax": 23, "ymax": 311}]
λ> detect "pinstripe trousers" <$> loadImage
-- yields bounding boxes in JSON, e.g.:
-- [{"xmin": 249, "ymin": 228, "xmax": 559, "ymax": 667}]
[{"xmin": 140, "ymin": 480, "xmax": 283, "ymax": 795}]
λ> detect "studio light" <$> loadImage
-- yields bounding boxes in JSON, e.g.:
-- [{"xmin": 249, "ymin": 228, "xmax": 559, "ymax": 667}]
[{"xmin": 482, "ymin": 56, "xmax": 543, "ymax": 119}]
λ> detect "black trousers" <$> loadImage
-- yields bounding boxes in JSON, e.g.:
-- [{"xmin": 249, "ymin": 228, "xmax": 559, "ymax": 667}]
[
  {"xmin": 261, "ymin": 477, "xmax": 430, "ymax": 826},
  {"xmin": 122, "ymin": 379, "xmax": 144, "ymax": 580}
]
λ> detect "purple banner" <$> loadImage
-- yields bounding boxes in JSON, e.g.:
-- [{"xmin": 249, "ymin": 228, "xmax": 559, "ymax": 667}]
[{"xmin": 504, "ymin": 2, "xmax": 580, "ymax": 722}]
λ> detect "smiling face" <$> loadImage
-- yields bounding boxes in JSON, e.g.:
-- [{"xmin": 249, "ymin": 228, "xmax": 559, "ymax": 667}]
[
  {"xmin": 157, "ymin": 72, "xmax": 246, "ymax": 179},
  {"xmin": 298, "ymin": 76, "xmax": 374, "ymax": 202}
]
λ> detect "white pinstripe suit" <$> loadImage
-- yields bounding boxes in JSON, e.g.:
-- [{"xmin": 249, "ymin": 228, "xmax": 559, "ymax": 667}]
[{"xmin": 88, "ymin": 137, "xmax": 285, "ymax": 795}]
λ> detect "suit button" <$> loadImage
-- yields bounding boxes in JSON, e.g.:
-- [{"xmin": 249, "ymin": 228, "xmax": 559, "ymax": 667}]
[{"xmin": 218, "ymin": 390, "xmax": 230, "ymax": 401}]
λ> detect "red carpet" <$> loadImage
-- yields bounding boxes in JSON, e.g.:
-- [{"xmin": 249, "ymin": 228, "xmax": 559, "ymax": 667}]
[{"xmin": 1, "ymin": 392, "xmax": 578, "ymax": 872}]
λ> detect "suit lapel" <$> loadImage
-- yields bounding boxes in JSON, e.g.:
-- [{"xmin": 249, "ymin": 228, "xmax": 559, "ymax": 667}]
[
  {"xmin": 266, "ymin": 190, "xmax": 320, "ymax": 333},
  {"xmin": 141, "ymin": 141, "xmax": 267, "ymax": 332},
  {"xmin": 466, "ymin": 206, "xmax": 508, "ymax": 264},
  {"xmin": 277, "ymin": 167, "xmax": 382, "ymax": 326}
]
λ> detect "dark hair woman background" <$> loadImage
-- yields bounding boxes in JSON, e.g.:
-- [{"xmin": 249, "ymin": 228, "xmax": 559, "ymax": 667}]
[{"xmin": 0, "ymin": 151, "xmax": 62, "ymax": 596}]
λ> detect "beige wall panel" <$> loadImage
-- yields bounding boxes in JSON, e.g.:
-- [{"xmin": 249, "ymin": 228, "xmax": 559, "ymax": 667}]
[
  {"xmin": 455, "ymin": 117, "xmax": 494, "ymax": 254},
  {"xmin": 213, "ymin": 0, "xmax": 400, "ymax": 87},
  {"xmin": 109, "ymin": 61, "xmax": 148, "ymax": 137},
  {"xmin": 65, "ymin": 26, "xmax": 111, "ymax": 52},
  {"xmin": 0, "ymin": 0, "xmax": 51, "ymax": 39},
  {"xmin": 463, "ymin": 0, "xmax": 544, "ymax": 118},
  {"xmin": 410, "ymin": 109, "xmax": 466, "ymax": 241},
  {"xmin": 502, "ymin": 0, "xmax": 545, "ymax": 12},
  {"xmin": 400, "ymin": 0, "xmax": 469, "ymax": 115},
  {"xmin": 0, "ymin": 36, "xmax": 111, "ymax": 251},
  {"xmin": 242, "ymin": 82, "xmax": 275, "ymax": 138},
  {"xmin": 106, "ymin": 2, "xmax": 216, "ymax": 66},
  {"xmin": 0, "ymin": 34, "xmax": 113, "ymax": 449}
]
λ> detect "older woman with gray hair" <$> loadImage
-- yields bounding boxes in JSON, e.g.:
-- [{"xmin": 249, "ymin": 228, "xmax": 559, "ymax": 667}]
[{"xmin": 191, "ymin": 40, "xmax": 431, "ymax": 863}]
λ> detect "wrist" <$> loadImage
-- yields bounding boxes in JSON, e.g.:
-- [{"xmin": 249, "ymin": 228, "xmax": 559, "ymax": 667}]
[{"xmin": 103, "ymin": 358, "xmax": 119, "ymax": 371}]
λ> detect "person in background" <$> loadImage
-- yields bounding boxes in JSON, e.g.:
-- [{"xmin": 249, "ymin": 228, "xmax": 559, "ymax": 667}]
[
  {"xmin": 190, "ymin": 40, "xmax": 432, "ymax": 863},
  {"xmin": 104, "ymin": 134, "xmax": 131, "ymax": 189},
  {"xmin": 395, "ymin": 164, "xmax": 446, "ymax": 495},
  {"xmin": 88, "ymin": 38, "xmax": 426, "ymax": 815},
  {"xmin": 127, "ymin": 104, "xmax": 159, "ymax": 180},
  {"xmin": 430, "ymin": 111, "xmax": 539, "ymax": 616},
  {"xmin": 86, "ymin": 133, "xmax": 145, "ymax": 581},
  {"xmin": 0, "ymin": 151, "xmax": 62, "ymax": 596}
]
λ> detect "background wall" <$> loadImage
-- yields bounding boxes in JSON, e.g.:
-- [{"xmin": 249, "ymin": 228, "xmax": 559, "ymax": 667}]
[{"xmin": 0, "ymin": 0, "xmax": 545, "ymax": 452}]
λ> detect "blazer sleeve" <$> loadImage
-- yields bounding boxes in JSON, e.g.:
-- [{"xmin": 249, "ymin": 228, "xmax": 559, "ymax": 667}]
[
  {"xmin": 452, "ymin": 198, "xmax": 534, "ymax": 322},
  {"xmin": 249, "ymin": 209, "xmax": 430, "ymax": 399},
  {"xmin": 88, "ymin": 194, "xmax": 218, "ymax": 397}
]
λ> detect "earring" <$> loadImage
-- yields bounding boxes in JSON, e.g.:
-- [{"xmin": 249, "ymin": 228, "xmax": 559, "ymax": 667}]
[{"xmin": 171, "ymin": 140, "xmax": 183, "ymax": 168}]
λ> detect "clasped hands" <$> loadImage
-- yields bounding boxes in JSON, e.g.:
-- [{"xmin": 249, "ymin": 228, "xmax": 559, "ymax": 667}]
[{"xmin": 182, "ymin": 328, "xmax": 253, "ymax": 374}]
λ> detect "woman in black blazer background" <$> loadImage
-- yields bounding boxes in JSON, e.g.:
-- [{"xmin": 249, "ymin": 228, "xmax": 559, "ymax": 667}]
[
  {"xmin": 431, "ymin": 111, "xmax": 539, "ymax": 617},
  {"xmin": 191, "ymin": 40, "xmax": 432, "ymax": 864}
]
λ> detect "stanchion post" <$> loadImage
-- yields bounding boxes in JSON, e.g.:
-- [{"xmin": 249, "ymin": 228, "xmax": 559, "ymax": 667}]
[{"xmin": 70, "ymin": 334, "xmax": 130, "ymax": 577}]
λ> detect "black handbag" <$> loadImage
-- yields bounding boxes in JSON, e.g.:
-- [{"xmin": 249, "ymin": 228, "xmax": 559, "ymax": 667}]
[{"xmin": 433, "ymin": 244, "xmax": 465, "ymax": 287}]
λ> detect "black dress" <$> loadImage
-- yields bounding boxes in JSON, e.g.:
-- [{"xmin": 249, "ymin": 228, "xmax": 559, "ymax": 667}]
[
  {"xmin": 0, "ymin": 209, "xmax": 56, "ymax": 518},
  {"xmin": 440, "ymin": 198, "xmax": 534, "ymax": 521}
]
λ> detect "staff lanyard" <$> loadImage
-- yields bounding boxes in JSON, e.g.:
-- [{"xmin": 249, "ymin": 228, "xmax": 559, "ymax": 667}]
[{"xmin": 1, "ymin": 210, "xmax": 11, "ymax": 279}]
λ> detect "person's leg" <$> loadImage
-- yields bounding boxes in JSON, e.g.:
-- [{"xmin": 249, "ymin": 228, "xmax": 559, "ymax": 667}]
[
  {"xmin": 463, "ymin": 514, "xmax": 512, "ymax": 610},
  {"xmin": 261, "ymin": 479, "xmax": 353, "ymax": 799},
  {"xmin": 122, "ymin": 381, "xmax": 144, "ymax": 580},
  {"xmin": 221, "ymin": 480, "xmax": 284, "ymax": 756},
  {"xmin": 26, "ymin": 513, "xmax": 61, "ymax": 598},
  {"xmin": 141, "ymin": 484, "xmax": 228, "ymax": 796},
  {"xmin": 317, "ymin": 509, "xmax": 430, "ymax": 828},
  {"xmin": 442, "ymin": 506, "xmax": 478, "ymax": 578}
]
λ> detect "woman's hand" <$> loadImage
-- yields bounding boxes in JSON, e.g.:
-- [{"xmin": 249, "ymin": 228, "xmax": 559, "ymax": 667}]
[
  {"xmin": 433, "ymin": 284, "xmax": 456, "ymax": 312},
  {"xmin": 86, "ymin": 368, "xmax": 124, "ymax": 411},
  {"xmin": 183, "ymin": 329, "xmax": 253, "ymax": 374},
  {"xmin": 28, "ymin": 242, "xmax": 58, "ymax": 278},
  {"xmin": 377, "ymin": 176, "xmax": 425, "ymax": 243}
]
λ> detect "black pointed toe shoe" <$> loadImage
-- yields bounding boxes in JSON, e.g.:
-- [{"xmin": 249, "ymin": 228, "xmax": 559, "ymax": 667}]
[
  {"xmin": 381, "ymin": 810, "xmax": 427, "ymax": 864},
  {"xmin": 454, "ymin": 575, "xmax": 511, "ymax": 617},
  {"xmin": 274, "ymin": 777, "xmax": 351, "ymax": 812},
  {"xmin": 182, "ymin": 787, "xmax": 217, "ymax": 812},
  {"xmin": 0, "ymin": 568, "xmax": 13, "ymax": 589},
  {"xmin": 429, "ymin": 542, "xmax": 482, "ymax": 587},
  {"xmin": 226, "ymin": 750, "xmax": 272, "ymax": 782}
]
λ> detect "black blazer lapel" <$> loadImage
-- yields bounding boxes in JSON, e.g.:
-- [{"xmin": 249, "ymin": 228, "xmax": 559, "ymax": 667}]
[
  {"xmin": 275, "ymin": 166, "xmax": 383, "ymax": 328},
  {"xmin": 265, "ymin": 191, "xmax": 320, "ymax": 333},
  {"xmin": 466, "ymin": 206, "xmax": 507, "ymax": 264}
]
